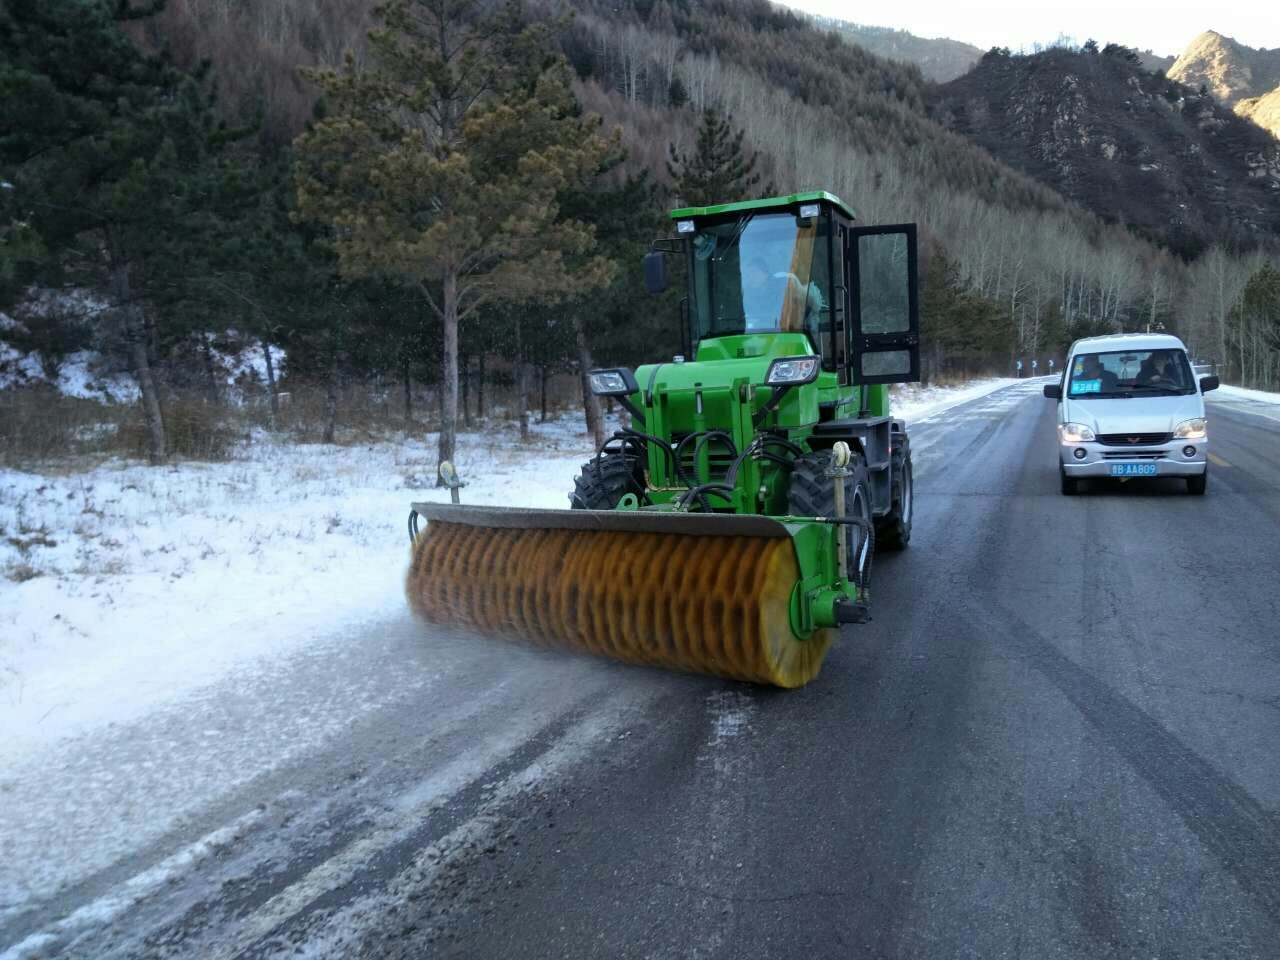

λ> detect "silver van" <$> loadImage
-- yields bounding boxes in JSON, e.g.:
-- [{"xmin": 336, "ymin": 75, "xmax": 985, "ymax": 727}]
[{"xmin": 1044, "ymin": 333, "xmax": 1219, "ymax": 495}]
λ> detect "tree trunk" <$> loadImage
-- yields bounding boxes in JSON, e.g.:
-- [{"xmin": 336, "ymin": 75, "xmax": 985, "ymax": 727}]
[
  {"xmin": 437, "ymin": 271, "xmax": 459, "ymax": 480},
  {"xmin": 112, "ymin": 263, "xmax": 167, "ymax": 463},
  {"xmin": 129, "ymin": 328, "xmax": 167, "ymax": 464},
  {"xmin": 515, "ymin": 317, "xmax": 531, "ymax": 442},
  {"xmin": 200, "ymin": 333, "xmax": 220, "ymax": 404},
  {"xmin": 323, "ymin": 356, "xmax": 338, "ymax": 444},
  {"xmin": 262, "ymin": 338, "xmax": 279, "ymax": 430},
  {"xmin": 477, "ymin": 353, "xmax": 486, "ymax": 419},
  {"xmin": 574, "ymin": 315, "xmax": 605, "ymax": 448},
  {"xmin": 461, "ymin": 352, "xmax": 471, "ymax": 426},
  {"xmin": 539, "ymin": 365, "xmax": 548, "ymax": 423},
  {"xmin": 403, "ymin": 360, "xmax": 412, "ymax": 422}
]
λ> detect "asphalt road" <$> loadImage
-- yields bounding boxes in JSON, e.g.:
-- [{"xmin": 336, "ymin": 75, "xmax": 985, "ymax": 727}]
[{"xmin": 6, "ymin": 380, "xmax": 1280, "ymax": 959}]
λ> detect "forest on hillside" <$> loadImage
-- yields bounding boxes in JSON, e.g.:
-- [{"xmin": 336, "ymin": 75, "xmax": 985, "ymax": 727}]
[{"xmin": 3, "ymin": 0, "xmax": 1279, "ymax": 471}]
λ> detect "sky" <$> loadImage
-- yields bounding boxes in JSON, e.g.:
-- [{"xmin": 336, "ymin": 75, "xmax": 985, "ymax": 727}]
[{"xmin": 773, "ymin": 1, "xmax": 1280, "ymax": 57}]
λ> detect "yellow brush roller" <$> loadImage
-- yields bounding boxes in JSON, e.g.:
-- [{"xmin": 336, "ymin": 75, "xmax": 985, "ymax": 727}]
[{"xmin": 406, "ymin": 504, "xmax": 833, "ymax": 688}]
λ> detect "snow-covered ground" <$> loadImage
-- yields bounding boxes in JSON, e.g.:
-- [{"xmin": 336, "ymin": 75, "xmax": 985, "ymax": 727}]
[
  {"xmin": 1216, "ymin": 383, "xmax": 1280, "ymax": 405},
  {"xmin": 0, "ymin": 417, "xmax": 599, "ymax": 763},
  {"xmin": 889, "ymin": 377, "xmax": 1021, "ymax": 423},
  {"xmin": 0, "ymin": 377, "xmax": 1020, "ymax": 763}
]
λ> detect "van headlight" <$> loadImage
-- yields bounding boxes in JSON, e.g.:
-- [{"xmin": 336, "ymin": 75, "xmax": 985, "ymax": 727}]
[
  {"xmin": 1173, "ymin": 418, "xmax": 1207, "ymax": 440},
  {"xmin": 1058, "ymin": 422, "xmax": 1095, "ymax": 444}
]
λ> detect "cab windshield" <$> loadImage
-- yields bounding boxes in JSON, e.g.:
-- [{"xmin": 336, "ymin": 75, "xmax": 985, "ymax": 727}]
[
  {"xmin": 1068, "ymin": 349, "xmax": 1196, "ymax": 398},
  {"xmin": 687, "ymin": 212, "xmax": 830, "ymax": 347}
]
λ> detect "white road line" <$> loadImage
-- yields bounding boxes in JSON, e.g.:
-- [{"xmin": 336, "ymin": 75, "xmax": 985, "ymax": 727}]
[
  {"xmin": 206, "ymin": 700, "xmax": 648, "ymax": 959},
  {"xmin": 1, "ymin": 809, "xmax": 267, "ymax": 960}
]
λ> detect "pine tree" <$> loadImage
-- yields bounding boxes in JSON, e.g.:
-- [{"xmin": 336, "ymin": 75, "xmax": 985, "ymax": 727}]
[
  {"xmin": 1228, "ymin": 263, "xmax": 1280, "ymax": 388},
  {"xmin": 1, "ymin": 0, "xmax": 257, "ymax": 462},
  {"xmin": 294, "ymin": 0, "xmax": 615, "ymax": 476},
  {"xmin": 666, "ymin": 108, "xmax": 766, "ymax": 207}
]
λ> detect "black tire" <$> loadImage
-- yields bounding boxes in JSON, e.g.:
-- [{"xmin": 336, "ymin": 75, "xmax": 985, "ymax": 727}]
[
  {"xmin": 569, "ymin": 453, "xmax": 645, "ymax": 509},
  {"xmin": 1060, "ymin": 467, "xmax": 1079, "ymax": 496},
  {"xmin": 1187, "ymin": 470, "xmax": 1207, "ymax": 495},
  {"xmin": 877, "ymin": 447, "xmax": 913, "ymax": 551},
  {"xmin": 787, "ymin": 449, "xmax": 875, "ymax": 590}
]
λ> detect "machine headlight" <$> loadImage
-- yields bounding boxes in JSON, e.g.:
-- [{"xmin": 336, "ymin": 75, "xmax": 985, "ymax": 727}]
[
  {"xmin": 1058, "ymin": 422, "xmax": 1096, "ymax": 444},
  {"xmin": 1173, "ymin": 418, "xmax": 1207, "ymax": 440},
  {"xmin": 764, "ymin": 356, "xmax": 820, "ymax": 386},
  {"xmin": 588, "ymin": 368, "xmax": 639, "ymax": 397}
]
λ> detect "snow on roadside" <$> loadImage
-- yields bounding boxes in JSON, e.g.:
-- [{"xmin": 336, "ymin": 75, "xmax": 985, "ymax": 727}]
[
  {"xmin": 0, "ymin": 415, "xmax": 604, "ymax": 761},
  {"xmin": 890, "ymin": 377, "xmax": 1024, "ymax": 423},
  {"xmin": 1216, "ymin": 383, "xmax": 1280, "ymax": 405}
]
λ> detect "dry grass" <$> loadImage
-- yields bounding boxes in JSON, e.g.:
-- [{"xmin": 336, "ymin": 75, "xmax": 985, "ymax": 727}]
[
  {"xmin": 3, "ymin": 561, "xmax": 42, "ymax": 583},
  {"xmin": 0, "ymin": 388, "xmax": 243, "ymax": 467},
  {"xmin": 0, "ymin": 372, "xmax": 588, "ymax": 468}
]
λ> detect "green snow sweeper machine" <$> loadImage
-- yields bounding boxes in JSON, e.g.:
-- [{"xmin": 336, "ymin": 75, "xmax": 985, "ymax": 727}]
[{"xmin": 407, "ymin": 191, "xmax": 920, "ymax": 687}]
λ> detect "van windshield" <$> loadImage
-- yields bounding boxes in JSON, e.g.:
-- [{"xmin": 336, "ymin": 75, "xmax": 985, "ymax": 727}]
[{"xmin": 1067, "ymin": 349, "xmax": 1195, "ymax": 398}]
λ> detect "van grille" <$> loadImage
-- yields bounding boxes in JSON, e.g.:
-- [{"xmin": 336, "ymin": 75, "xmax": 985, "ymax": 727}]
[
  {"xmin": 1096, "ymin": 433, "xmax": 1170, "ymax": 446},
  {"xmin": 1102, "ymin": 451, "xmax": 1163, "ymax": 460}
]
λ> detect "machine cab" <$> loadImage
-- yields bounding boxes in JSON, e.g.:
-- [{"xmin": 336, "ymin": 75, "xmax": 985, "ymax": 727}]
[{"xmin": 649, "ymin": 191, "xmax": 920, "ymax": 386}]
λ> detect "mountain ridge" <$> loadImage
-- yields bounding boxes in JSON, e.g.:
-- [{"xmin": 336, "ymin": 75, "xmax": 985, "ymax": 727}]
[
  {"xmin": 1168, "ymin": 30, "xmax": 1280, "ymax": 138},
  {"xmin": 817, "ymin": 19, "xmax": 983, "ymax": 82},
  {"xmin": 930, "ymin": 45, "xmax": 1280, "ymax": 257}
]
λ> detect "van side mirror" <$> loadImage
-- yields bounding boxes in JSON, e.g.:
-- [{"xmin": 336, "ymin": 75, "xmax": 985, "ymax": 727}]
[
  {"xmin": 1199, "ymin": 375, "xmax": 1219, "ymax": 393},
  {"xmin": 643, "ymin": 250, "xmax": 669, "ymax": 295},
  {"xmin": 1043, "ymin": 383, "xmax": 1061, "ymax": 399}
]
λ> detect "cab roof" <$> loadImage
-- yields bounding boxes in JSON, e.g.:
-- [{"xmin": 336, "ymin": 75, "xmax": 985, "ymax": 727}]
[
  {"xmin": 1070, "ymin": 332, "xmax": 1187, "ymax": 355},
  {"xmin": 669, "ymin": 190, "xmax": 856, "ymax": 222}
]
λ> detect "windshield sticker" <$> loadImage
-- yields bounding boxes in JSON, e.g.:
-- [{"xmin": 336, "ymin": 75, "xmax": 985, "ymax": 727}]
[
  {"xmin": 1073, "ymin": 360, "xmax": 1085, "ymax": 375},
  {"xmin": 1070, "ymin": 379, "xmax": 1101, "ymax": 395}
]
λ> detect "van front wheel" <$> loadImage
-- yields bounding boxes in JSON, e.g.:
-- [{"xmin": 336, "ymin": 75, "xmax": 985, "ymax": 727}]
[
  {"xmin": 1060, "ymin": 468, "xmax": 1079, "ymax": 496},
  {"xmin": 1187, "ymin": 470, "xmax": 1207, "ymax": 495}
]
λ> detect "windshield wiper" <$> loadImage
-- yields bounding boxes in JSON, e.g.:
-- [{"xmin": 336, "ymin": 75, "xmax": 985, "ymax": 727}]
[
  {"xmin": 711, "ymin": 214, "xmax": 753, "ymax": 263},
  {"xmin": 1126, "ymin": 384, "xmax": 1187, "ymax": 394}
]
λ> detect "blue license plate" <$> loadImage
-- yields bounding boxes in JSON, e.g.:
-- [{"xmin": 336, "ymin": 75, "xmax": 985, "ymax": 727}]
[{"xmin": 1109, "ymin": 462, "xmax": 1158, "ymax": 477}]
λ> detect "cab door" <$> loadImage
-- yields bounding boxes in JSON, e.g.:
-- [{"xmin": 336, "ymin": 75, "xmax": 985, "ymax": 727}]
[{"xmin": 847, "ymin": 224, "xmax": 921, "ymax": 384}]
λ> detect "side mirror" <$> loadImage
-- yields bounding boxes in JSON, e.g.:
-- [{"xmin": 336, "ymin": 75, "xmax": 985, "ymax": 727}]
[
  {"xmin": 1043, "ymin": 383, "xmax": 1061, "ymax": 399},
  {"xmin": 643, "ymin": 250, "xmax": 669, "ymax": 295},
  {"xmin": 1199, "ymin": 375, "xmax": 1219, "ymax": 393}
]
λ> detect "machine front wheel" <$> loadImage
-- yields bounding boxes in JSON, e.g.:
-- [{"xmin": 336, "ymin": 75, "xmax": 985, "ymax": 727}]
[
  {"xmin": 788, "ymin": 450, "xmax": 875, "ymax": 590},
  {"xmin": 569, "ymin": 453, "xmax": 645, "ymax": 509}
]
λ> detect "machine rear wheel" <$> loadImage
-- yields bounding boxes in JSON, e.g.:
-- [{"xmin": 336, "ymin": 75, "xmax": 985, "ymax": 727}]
[
  {"xmin": 877, "ymin": 450, "xmax": 913, "ymax": 550},
  {"xmin": 788, "ymin": 450, "xmax": 875, "ymax": 590}
]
